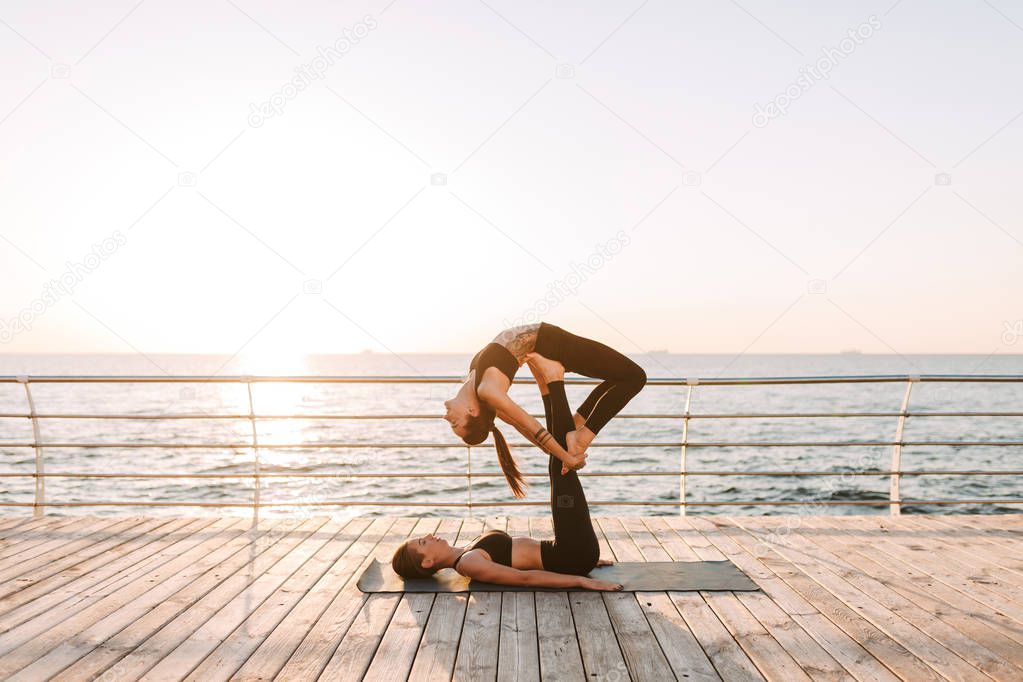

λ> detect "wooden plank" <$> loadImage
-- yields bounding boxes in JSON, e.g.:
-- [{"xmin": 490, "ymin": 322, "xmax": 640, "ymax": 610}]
[
  {"xmin": 454, "ymin": 595, "xmax": 503, "ymax": 679},
  {"xmin": 671, "ymin": 516, "xmax": 897, "ymax": 682},
  {"xmin": 705, "ymin": 518, "xmax": 942, "ymax": 682},
  {"xmin": 952, "ymin": 514, "xmax": 1023, "ymax": 531},
  {"xmin": 306, "ymin": 517, "xmax": 423, "ymax": 682},
  {"xmin": 411, "ymin": 591, "xmax": 468, "ymax": 682},
  {"xmin": 892, "ymin": 513, "xmax": 1023, "ymax": 560},
  {"xmin": 595, "ymin": 517, "xmax": 682, "ymax": 681},
  {"xmin": 832, "ymin": 516, "xmax": 1023, "ymax": 623},
  {"xmin": 535, "ymin": 591, "xmax": 585, "ymax": 682},
  {"xmin": 895, "ymin": 515, "xmax": 1023, "ymax": 579},
  {"xmin": 563, "ymin": 515, "xmax": 628, "ymax": 680},
  {"xmin": 316, "ymin": 517, "xmax": 434, "ymax": 682},
  {"xmin": 14, "ymin": 517, "xmax": 319, "ymax": 681},
  {"xmin": 922, "ymin": 516, "xmax": 1023, "ymax": 559},
  {"xmin": 179, "ymin": 518, "xmax": 372, "ymax": 681},
  {"xmin": 824, "ymin": 516, "xmax": 1023, "ymax": 643},
  {"xmin": 0, "ymin": 516, "xmax": 35, "ymax": 535},
  {"xmin": 0, "ymin": 516, "xmax": 127, "ymax": 576},
  {"xmin": 699, "ymin": 591, "xmax": 815, "ymax": 682},
  {"xmin": 642, "ymin": 517, "xmax": 765, "ymax": 681},
  {"xmin": 0, "ymin": 516, "xmax": 175, "ymax": 608},
  {"xmin": 0, "ymin": 514, "xmax": 80, "ymax": 543},
  {"xmin": 14, "ymin": 517, "xmax": 306, "ymax": 682},
  {"xmin": 363, "ymin": 592, "xmax": 434, "ymax": 681},
  {"xmin": 498, "ymin": 592, "xmax": 539, "ymax": 682},
  {"xmin": 0, "ymin": 516, "xmax": 264, "ymax": 677},
  {"xmin": 317, "ymin": 592, "xmax": 402, "ymax": 681},
  {"xmin": 275, "ymin": 516, "xmax": 420, "ymax": 680},
  {"xmin": 496, "ymin": 514, "xmax": 538, "ymax": 682},
  {"xmin": 452, "ymin": 516, "xmax": 504, "ymax": 681},
  {"xmin": 797, "ymin": 516, "xmax": 1023, "ymax": 675},
  {"xmin": 685, "ymin": 518, "xmax": 858, "ymax": 682},
  {"xmin": 571, "ymin": 591, "xmax": 629, "ymax": 679},
  {"xmin": 348, "ymin": 518, "xmax": 444, "ymax": 682},
  {"xmin": 0, "ymin": 516, "xmax": 238, "ymax": 649},
  {"xmin": 725, "ymin": 517, "xmax": 957, "ymax": 682},
  {"xmin": 611, "ymin": 517, "xmax": 722, "ymax": 682},
  {"xmin": 625, "ymin": 518, "xmax": 734, "ymax": 681},
  {"xmin": 323, "ymin": 517, "xmax": 439, "ymax": 682},
  {"xmin": 527, "ymin": 515, "xmax": 586, "ymax": 681},
  {"xmin": 0, "ymin": 516, "xmax": 83, "ymax": 558},
  {"xmin": 0, "ymin": 516, "xmax": 195, "ymax": 622},
  {"xmin": 768, "ymin": 516, "xmax": 1020, "ymax": 680},
  {"xmin": 227, "ymin": 516, "xmax": 397, "ymax": 682},
  {"xmin": 407, "ymin": 517, "xmax": 469, "ymax": 682}
]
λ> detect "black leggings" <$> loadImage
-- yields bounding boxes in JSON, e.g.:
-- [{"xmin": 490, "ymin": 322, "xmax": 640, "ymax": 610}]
[
  {"xmin": 537, "ymin": 380, "xmax": 600, "ymax": 576},
  {"xmin": 533, "ymin": 322, "xmax": 647, "ymax": 435}
]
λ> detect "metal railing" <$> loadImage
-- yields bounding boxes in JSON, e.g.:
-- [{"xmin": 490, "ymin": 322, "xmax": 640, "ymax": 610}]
[{"xmin": 0, "ymin": 374, "xmax": 1021, "ymax": 516}]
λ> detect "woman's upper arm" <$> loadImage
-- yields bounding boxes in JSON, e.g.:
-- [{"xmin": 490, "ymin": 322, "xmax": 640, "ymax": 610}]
[
  {"xmin": 487, "ymin": 391, "xmax": 538, "ymax": 435},
  {"xmin": 458, "ymin": 553, "xmax": 530, "ymax": 585}
]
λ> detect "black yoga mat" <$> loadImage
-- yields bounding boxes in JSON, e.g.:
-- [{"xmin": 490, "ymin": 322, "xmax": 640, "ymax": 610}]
[{"xmin": 357, "ymin": 559, "xmax": 759, "ymax": 593}]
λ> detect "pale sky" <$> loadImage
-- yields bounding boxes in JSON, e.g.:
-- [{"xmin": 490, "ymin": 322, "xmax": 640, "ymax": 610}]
[{"xmin": 1, "ymin": 0, "xmax": 1021, "ymax": 360}]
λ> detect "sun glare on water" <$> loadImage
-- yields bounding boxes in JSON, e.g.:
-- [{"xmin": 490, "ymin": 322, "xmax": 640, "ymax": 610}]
[{"xmin": 236, "ymin": 351, "xmax": 316, "ymax": 469}]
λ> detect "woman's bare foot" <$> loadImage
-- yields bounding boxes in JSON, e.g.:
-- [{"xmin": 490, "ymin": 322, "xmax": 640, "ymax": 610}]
[
  {"xmin": 525, "ymin": 352, "xmax": 564, "ymax": 383},
  {"xmin": 566, "ymin": 426, "xmax": 595, "ymax": 457}
]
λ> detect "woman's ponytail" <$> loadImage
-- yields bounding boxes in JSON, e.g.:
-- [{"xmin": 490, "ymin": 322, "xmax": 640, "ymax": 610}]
[{"xmin": 491, "ymin": 425, "xmax": 526, "ymax": 498}]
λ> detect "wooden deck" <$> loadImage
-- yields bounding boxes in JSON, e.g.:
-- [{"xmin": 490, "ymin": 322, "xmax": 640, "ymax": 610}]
[{"xmin": 0, "ymin": 514, "xmax": 1020, "ymax": 681}]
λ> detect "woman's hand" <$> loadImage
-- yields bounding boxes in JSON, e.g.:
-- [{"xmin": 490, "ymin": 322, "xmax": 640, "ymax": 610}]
[
  {"xmin": 580, "ymin": 576, "xmax": 624, "ymax": 591},
  {"xmin": 560, "ymin": 447, "xmax": 587, "ymax": 475}
]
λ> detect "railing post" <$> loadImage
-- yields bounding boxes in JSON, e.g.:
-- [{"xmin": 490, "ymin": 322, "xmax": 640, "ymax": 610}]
[
  {"xmin": 681, "ymin": 379, "xmax": 697, "ymax": 516},
  {"xmin": 19, "ymin": 377, "xmax": 44, "ymax": 517},
  {"xmin": 245, "ymin": 378, "xmax": 260, "ymax": 521},
  {"xmin": 466, "ymin": 445, "xmax": 473, "ymax": 518},
  {"xmin": 890, "ymin": 376, "xmax": 917, "ymax": 516}
]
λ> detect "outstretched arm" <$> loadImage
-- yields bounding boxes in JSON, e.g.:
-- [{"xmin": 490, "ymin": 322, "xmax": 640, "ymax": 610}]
[
  {"xmin": 481, "ymin": 387, "xmax": 585, "ymax": 471},
  {"xmin": 458, "ymin": 552, "xmax": 621, "ymax": 590}
]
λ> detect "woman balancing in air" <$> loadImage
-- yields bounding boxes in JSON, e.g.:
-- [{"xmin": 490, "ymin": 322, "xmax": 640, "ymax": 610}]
[
  {"xmin": 446, "ymin": 321, "xmax": 647, "ymax": 491},
  {"xmin": 394, "ymin": 351, "xmax": 623, "ymax": 588}
]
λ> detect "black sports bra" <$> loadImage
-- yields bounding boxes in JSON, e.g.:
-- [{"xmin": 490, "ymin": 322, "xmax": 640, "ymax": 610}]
[
  {"xmin": 453, "ymin": 530, "xmax": 513, "ymax": 570},
  {"xmin": 469, "ymin": 343, "xmax": 518, "ymax": 393}
]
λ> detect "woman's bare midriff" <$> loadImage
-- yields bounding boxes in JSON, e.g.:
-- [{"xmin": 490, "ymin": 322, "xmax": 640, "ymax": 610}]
[{"xmin": 511, "ymin": 535, "xmax": 544, "ymax": 569}]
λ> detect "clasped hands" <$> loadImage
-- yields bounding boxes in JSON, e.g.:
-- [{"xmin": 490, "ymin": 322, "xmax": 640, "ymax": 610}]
[{"xmin": 560, "ymin": 433, "xmax": 588, "ymax": 475}]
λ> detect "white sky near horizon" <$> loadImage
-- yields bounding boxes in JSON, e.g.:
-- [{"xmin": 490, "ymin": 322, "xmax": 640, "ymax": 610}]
[{"xmin": 1, "ymin": 0, "xmax": 1022, "ymax": 366}]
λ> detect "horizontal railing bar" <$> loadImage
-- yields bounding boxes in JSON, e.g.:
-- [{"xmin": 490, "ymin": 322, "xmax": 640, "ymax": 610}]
[
  {"xmin": 2, "ymin": 373, "xmax": 1022, "ymax": 385},
  {"xmin": 2, "ymin": 410, "xmax": 1021, "ymax": 421},
  {"xmin": 2, "ymin": 440, "xmax": 1020, "ymax": 449},
  {"xmin": 0, "ymin": 469, "xmax": 1019, "ymax": 479},
  {"xmin": 0, "ymin": 498, "xmax": 1019, "ymax": 507}
]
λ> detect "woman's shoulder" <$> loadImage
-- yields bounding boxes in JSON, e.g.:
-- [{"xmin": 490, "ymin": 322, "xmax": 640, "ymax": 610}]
[{"xmin": 453, "ymin": 546, "xmax": 493, "ymax": 574}]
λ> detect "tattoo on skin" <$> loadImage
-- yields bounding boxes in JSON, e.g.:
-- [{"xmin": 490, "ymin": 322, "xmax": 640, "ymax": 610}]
[{"xmin": 492, "ymin": 323, "xmax": 540, "ymax": 362}]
